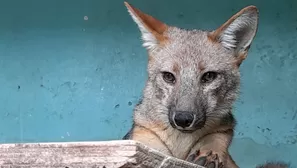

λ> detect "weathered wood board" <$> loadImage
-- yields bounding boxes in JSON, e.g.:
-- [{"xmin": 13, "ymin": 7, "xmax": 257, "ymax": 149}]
[{"xmin": 0, "ymin": 140, "xmax": 204, "ymax": 168}]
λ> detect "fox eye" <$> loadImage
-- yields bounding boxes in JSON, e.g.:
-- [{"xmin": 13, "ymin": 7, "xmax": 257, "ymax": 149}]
[
  {"xmin": 162, "ymin": 72, "xmax": 176, "ymax": 84},
  {"xmin": 201, "ymin": 72, "xmax": 218, "ymax": 83}
]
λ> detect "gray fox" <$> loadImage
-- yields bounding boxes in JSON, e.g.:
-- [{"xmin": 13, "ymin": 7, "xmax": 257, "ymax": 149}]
[{"xmin": 122, "ymin": 2, "xmax": 289, "ymax": 168}]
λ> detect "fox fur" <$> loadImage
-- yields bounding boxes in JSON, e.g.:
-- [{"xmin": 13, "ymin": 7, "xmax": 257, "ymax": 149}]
[{"xmin": 122, "ymin": 2, "xmax": 289, "ymax": 168}]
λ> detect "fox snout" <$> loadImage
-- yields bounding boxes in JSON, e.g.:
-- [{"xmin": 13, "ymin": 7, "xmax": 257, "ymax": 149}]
[{"xmin": 169, "ymin": 108, "xmax": 206, "ymax": 133}]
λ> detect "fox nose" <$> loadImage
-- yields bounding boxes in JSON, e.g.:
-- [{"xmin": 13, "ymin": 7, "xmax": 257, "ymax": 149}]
[{"xmin": 174, "ymin": 111, "xmax": 194, "ymax": 128}]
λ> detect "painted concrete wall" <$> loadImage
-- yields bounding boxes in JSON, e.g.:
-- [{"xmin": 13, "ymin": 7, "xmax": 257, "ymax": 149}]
[{"xmin": 0, "ymin": 0, "xmax": 296, "ymax": 167}]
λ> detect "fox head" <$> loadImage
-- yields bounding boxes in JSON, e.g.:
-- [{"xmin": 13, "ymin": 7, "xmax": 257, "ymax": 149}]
[{"xmin": 124, "ymin": 2, "xmax": 259, "ymax": 133}]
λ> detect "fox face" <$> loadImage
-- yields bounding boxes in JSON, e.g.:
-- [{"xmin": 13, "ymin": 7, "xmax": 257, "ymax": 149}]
[{"xmin": 125, "ymin": 2, "xmax": 258, "ymax": 133}]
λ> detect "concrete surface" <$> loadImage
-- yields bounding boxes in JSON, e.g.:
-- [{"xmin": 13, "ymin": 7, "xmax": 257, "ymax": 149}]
[{"xmin": 0, "ymin": 0, "xmax": 296, "ymax": 167}]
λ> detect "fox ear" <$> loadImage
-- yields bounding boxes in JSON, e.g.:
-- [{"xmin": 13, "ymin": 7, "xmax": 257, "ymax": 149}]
[
  {"xmin": 209, "ymin": 6, "xmax": 259, "ymax": 55},
  {"xmin": 124, "ymin": 2, "xmax": 168, "ymax": 51}
]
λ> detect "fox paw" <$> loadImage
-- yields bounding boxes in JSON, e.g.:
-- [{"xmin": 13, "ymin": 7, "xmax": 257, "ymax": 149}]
[{"xmin": 186, "ymin": 150, "xmax": 224, "ymax": 168}]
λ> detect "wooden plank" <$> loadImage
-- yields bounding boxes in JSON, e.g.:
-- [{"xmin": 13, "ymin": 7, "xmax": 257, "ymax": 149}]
[{"xmin": 0, "ymin": 140, "xmax": 204, "ymax": 168}]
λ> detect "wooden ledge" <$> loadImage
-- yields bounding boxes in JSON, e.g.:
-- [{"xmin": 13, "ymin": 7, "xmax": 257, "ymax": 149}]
[{"xmin": 0, "ymin": 140, "xmax": 204, "ymax": 168}]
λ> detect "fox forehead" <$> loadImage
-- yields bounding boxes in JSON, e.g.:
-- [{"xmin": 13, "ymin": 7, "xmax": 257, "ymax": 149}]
[{"xmin": 151, "ymin": 27, "xmax": 236, "ymax": 73}]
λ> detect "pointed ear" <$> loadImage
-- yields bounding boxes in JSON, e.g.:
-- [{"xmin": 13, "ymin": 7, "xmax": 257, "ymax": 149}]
[
  {"xmin": 208, "ymin": 6, "xmax": 259, "ymax": 55},
  {"xmin": 124, "ymin": 2, "xmax": 168, "ymax": 51}
]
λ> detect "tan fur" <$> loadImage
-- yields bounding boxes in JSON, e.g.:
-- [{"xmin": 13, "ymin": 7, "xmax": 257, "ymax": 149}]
[
  {"xmin": 198, "ymin": 61, "xmax": 205, "ymax": 72},
  {"xmin": 234, "ymin": 52, "xmax": 248, "ymax": 67},
  {"xmin": 132, "ymin": 118, "xmax": 237, "ymax": 167},
  {"xmin": 131, "ymin": 125, "xmax": 173, "ymax": 155},
  {"xmin": 208, "ymin": 6, "xmax": 258, "ymax": 44},
  {"xmin": 124, "ymin": 2, "xmax": 169, "ymax": 46},
  {"xmin": 173, "ymin": 63, "xmax": 180, "ymax": 74}
]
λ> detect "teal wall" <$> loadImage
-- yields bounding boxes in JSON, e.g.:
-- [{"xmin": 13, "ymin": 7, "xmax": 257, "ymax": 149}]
[{"xmin": 0, "ymin": 0, "xmax": 296, "ymax": 167}]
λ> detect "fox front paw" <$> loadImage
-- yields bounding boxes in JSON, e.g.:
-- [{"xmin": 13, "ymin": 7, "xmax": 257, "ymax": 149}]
[{"xmin": 186, "ymin": 150, "xmax": 224, "ymax": 168}]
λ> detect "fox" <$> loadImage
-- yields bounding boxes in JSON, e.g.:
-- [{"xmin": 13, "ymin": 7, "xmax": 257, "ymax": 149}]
[{"xmin": 122, "ymin": 2, "xmax": 289, "ymax": 168}]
